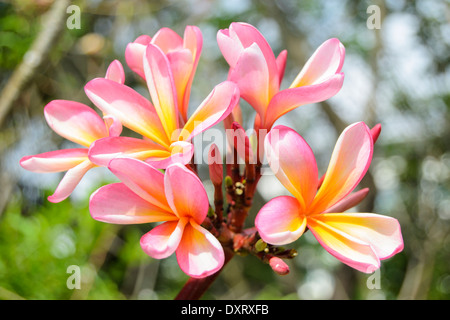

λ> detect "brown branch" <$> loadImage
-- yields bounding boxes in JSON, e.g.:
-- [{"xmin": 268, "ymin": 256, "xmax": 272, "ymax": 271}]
[{"xmin": 0, "ymin": 0, "xmax": 71, "ymax": 128}]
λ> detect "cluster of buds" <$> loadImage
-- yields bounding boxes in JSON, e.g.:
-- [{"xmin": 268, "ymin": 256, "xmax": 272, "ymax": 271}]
[{"xmin": 20, "ymin": 22, "xmax": 403, "ymax": 288}]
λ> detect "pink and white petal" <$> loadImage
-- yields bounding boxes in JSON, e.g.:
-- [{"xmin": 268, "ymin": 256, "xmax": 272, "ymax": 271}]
[
  {"xmin": 265, "ymin": 126, "xmax": 318, "ymax": 211},
  {"xmin": 166, "ymin": 48, "xmax": 194, "ymax": 119},
  {"xmin": 176, "ymin": 221, "xmax": 225, "ymax": 278},
  {"xmin": 47, "ymin": 159, "xmax": 95, "ymax": 203},
  {"xmin": 145, "ymin": 140, "xmax": 194, "ymax": 169},
  {"xmin": 182, "ymin": 26, "xmax": 202, "ymax": 119},
  {"xmin": 227, "ymin": 43, "xmax": 270, "ymax": 117},
  {"xmin": 105, "ymin": 59, "xmax": 125, "ymax": 84},
  {"xmin": 108, "ymin": 157, "xmax": 171, "ymax": 212},
  {"xmin": 264, "ymin": 73, "xmax": 344, "ymax": 129},
  {"xmin": 312, "ymin": 213, "xmax": 404, "ymax": 260},
  {"xmin": 323, "ymin": 188, "xmax": 370, "ymax": 213},
  {"xmin": 307, "ymin": 216, "xmax": 380, "ymax": 273},
  {"xmin": 103, "ymin": 114, "xmax": 123, "ymax": 137},
  {"xmin": 144, "ymin": 44, "xmax": 179, "ymax": 140},
  {"xmin": 44, "ymin": 100, "xmax": 108, "ymax": 147},
  {"xmin": 125, "ymin": 35, "xmax": 152, "ymax": 80},
  {"xmin": 311, "ymin": 122, "xmax": 373, "ymax": 214},
  {"xmin": 217, "ymin": 28, "xmax": 243, "ymax": 68},
  {"xmin": 255, "ymin": 196, "xmax": 307, "ymax": 246},
  {"xmin": 290, "ymin": 38, "xmax": 345, "ymax": 88},
  {"xmin": 164, "ymin": 163, "xmax": 209, "ymax": 224},
  {"xmin": 89, "ymin": 183, "xmax": 176, "ymax": 224},
  {"xmin": 151, "ymin": 27, "xmax": 183, "ymax": 53},
  {"xmin": 88, "ymin": 136, "xmax": 169, "ymax": 167},
  {"xmin": 20, "ymin": 148, "xmax": 88, "ymax": 173},
  {"xmin": 225, "ymin": 22, "xmax": 279, "ymax": 91},
  {"xmin": 84, "ymin": 78, "xmax": 169, "ymax": 147},
  {"xmin": 182, "ymin": 81, "xmax": 240, "ymax": 141},
  {"xmin": 183, "ymin": 25, "xmax": 202, "ymax": 61},
  {"xmin": 140, "ymin": 219, "xmax": 187, "ymax": 260}
]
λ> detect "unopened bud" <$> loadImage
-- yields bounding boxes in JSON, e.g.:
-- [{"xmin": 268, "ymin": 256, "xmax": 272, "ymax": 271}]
[
  {"xmin": 371, "ymin": 123, "xmax": 381, "ymax": 144},
  {"xmin": 231, "ymin": 121, "xmax": 253, "ymax": 164},
  {"xmin": 208, "ymin": 144, "xmax": 223, "ymax": 186},
  {"xmin": 254, "ymin": 239, "xmax": 267, "ymax": 252},
  {"xmin": 224, "ymin": 176, "xmax": 233, "ymax": 188},
  {"xmin": 269, "ymin": 256, "xmax": 290, "ymax": 276}
]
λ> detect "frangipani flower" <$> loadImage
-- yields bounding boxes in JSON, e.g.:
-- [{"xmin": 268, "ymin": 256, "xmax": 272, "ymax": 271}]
[
  {"xmin": 86, "ymin": 40, "xmax": 239, "ymax": 169},
  {"xmin": 19, "ymin": 60, "xmax": 126, "ymax": 203},
  {"xmin": 217, "ymin": 22, "xmax": 345, "ymax": 130},
  {"xmin": 89, "ymin": 158, "xmax": 225, "ymax": 278},
  {"xmin": 255, "ymin": 122, "xmax": 403, "ymax": 273},
  {"xmin": 125, "ymin": 26, "xmax": 202, "ymax": 122},
  {"xmin": 19, "ymin": 100, "xmax": 122, "ymax": 203}
]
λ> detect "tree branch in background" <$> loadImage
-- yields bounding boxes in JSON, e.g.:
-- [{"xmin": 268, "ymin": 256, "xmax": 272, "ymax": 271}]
[{"xmin": 0, "ymin": 0, "xmax": 70, "ymax": 128}]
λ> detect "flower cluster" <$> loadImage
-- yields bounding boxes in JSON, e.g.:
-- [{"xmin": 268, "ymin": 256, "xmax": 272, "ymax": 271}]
[{"xmin": 20, "ymin": 22, "xmax": 403, "ymax": 279}]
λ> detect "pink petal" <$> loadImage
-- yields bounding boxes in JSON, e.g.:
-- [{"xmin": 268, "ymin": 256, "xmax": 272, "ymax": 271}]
[
  {"xmin": 265, "ymin": 125, "xmax": 318, "ymax": 211},
  {"xmin": 276, "ymin": 49, "xmax": 287, "ymax": 86},
  {"xmin": 151, "ymin": 27, "xmax": 183, "ymax": 53},
  {"xmin": 227, "ymin": 43, "xmax": 270, "ymax": 117},
  {"xmin": 105, "ymin": 59, "xmax": 125, "ymax": 84},
  {"xmin": 218, "ymin": 22, "xmax": 279, "ymax": 91},
  {"xmin": 310, "ymin": 122, "xmax": 373, "ymax": 214},
  {"xmin": 44, "ymin": 100, "xmax": 108, "ymax": 147},
  {"xmin": 311, "ymin": 213, "xmax": 404, "ymax": 261},
  {"xmin": 84, "ymin": 78, "xmax": 169, "ymax": 147},
  {"xmin": 307, "ymin": 215, "xmax": 380, "ymax": 273},
  {"xmin": 140, "ymin": 219, "xmax": 187, "ymax": 259},
  {"xmin": 181, "ymin": 26, "xmax": 203, "ymax": 121},
  {"xmin": 47, "ymin": 159, "xmax": 95, "ymax": 203},
  {"xmin": 125, "ymin": 35, "xmax": 152, "ymax": 79},
  {"xmin": 217, "ymin": 28, "xmax": 242, "ymax": 68},
  {"xmin": 166, "ymin": 48, "xmax": 194, "ymax": 121},
  {"xmin": 88, "ymin": 136, "xmax": 170, "ymax": 167},
  {"xmin": 176, "ymin": 221, "xmax": 225, "ymax": 278},
  {"xmin": 255, "ymin": 196, "xmax": 307, "ymax": 245},
  {"xmin": 181, "ymin": 81, "xmax": 240, "ymax": 141},
  {"xmin": 103, "ymin": 114, "xmax": 123, "ymax": 137},
  {"xmin": 20, "ymin": 148, "xmax": 88, "ymax": 173},
  {"xmin": 323, "ymin": 188, "xmax": 370, "ymax": 213},
  {"xmin": 164, "ymin": 163, "xmax": 209, "ymax": 224},
  {"xmin": 89, "ymin": 183, "xmax": 176, "ymax": 224},
  {"xmin": 290, "ymin": 38, "xmax": 345, "ymax": 88},
  {"xmin": 145, "ymin": 140, "xmax": 194, "ymax": 169},
  {"xmin": 264, "ymin": 73, "xmax": 344, "ymax": 129},
  {"xmin": 143, "ymin": 44, "xmax": 179, "ymax": 140},
  {"xmin": 108, "ymin": 157, "xmax": 171, "ymax": 212}
]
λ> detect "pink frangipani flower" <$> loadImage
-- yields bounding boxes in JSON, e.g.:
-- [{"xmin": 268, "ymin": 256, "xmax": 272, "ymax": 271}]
[
  {"xmin": 217, "ymin": 22, "xmax": 345, "ymax": 130},
  {"xmin": 19, "ymin": 100, "xmax": 122, "ymax": 203},
  {"xmin": 125, "ymin": 26, "xmax": 202, "ymax": 122},
  {"xmin": 255, "ymin": 122, "xmax": 403, "ymax": 273},
  {"xmin": 89, "ymin": 158, "xmax": 225, "ymax": 278},
  {"xmin": 86, "ymin": 34, "xmax": 239, "ymax": 169},
  {"xmin": 19, "ymin": 61, "xmax": 125, "ymax": 203}
]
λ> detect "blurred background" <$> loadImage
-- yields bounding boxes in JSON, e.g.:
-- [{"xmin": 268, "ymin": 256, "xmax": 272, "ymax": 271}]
[{"xmin": 0, "ymin": 0, "xmax": 449, "ymax": 300}]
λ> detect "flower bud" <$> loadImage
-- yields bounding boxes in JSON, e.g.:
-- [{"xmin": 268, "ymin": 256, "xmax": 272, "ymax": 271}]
[
  {"xmin": 208, "ymin": 144, "xmax": 223, "ymax": 186},
  {"xmin": 269, "ymin": 256, "xmax": 290, "ymax": 276},
  {"xmin": 371, "ymin": 123, "xmax": 381, "ymax": 144},
  {"xmin": 231, "ymin": 121, "xmax": 254, "ymax": 164}
]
